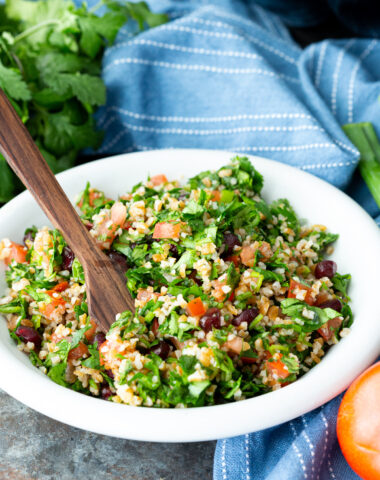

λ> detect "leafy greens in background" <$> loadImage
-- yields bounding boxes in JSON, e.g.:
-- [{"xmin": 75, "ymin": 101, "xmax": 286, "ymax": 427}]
[
  {"xmin": 0, "ymin": 0, "xmax": 167, "ymax": 202},
  {"xmin": 343, "ymin": 122, "xmax": 380, "ymax": 209}
]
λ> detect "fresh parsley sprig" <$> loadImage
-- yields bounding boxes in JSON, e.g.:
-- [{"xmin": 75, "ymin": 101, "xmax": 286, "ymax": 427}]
[{"xmin": 0, "ymin": 0, "xmax": 167, "ymax": 202}]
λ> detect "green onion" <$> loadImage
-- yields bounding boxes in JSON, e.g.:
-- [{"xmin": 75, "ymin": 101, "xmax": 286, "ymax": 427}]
[
  {"xmin": 249, "ymin": 313, "xmax": 263, "ymax": 330},
  {"xmin": 343, "ymin": 122, "xmax": 380, "ymax": 208},
  {"xmin": 221, "ymin": 190, "xmax": 235, "ymax": 203}
]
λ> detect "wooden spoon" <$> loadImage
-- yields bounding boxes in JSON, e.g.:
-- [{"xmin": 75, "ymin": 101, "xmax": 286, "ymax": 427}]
[{"xmin": 0, "ymin": 89, "xmax": 135, "ymax": 333}]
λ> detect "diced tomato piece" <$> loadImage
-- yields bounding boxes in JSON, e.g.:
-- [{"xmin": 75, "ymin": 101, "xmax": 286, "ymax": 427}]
[
  {"xmin": 153, "ymin": 222, "xmax": 181, "ymax": 240},
  {"xmin": 211, "ymin": 279, "xmax": 228, "ymax": 302},
  {"xmin": 91, "ymin": 202, "xmax": 126, "ymax": 249},
  {"xmin": 40, "ymin": 283, "xmax": 68, "ymax": 319},
  {"xmin": 50, "ymin": 281, "xmax": 69, "ymax": 293},
  {"xmin": 210, "ymin": 190, "xmax": 221, "ymax": 202},
  {"xmin": 151, "ymin": 174, "xmax": 168, "ymax": 186},
  {"xmin": 68, "ymin": 342, "xmax": 89, "ymax": 362},
  {"xmin": 266, "ymin": 353, "xmax": 290, "ymax": 379},
  {"xmin": 1, "ymin": 242, "xmax": 28, "ymax": 266},
  {"xmin": 110, "ymin": 201, "xmax": 126, "ymax": 226},
  {"xmin": 224, "ymin": 336, "xmax": 243, "ymax": 355},
  {"xmin": 288, "ymin": 279, "xmax": 314, "ymax": 306},
  {"xmin": 226, "ymin": 255, "xmax": 240, "ymax": 267},
  {"xmin": 40, "ymin": 297, "xmax": 66, "ymax": 319},
  {"xmin": 240, "ymin": 245, "xmax": 256, "ymax": 267},
  {"xmin": 228, "ymin": 291, "xmax": 235, "ymax": 302},
  {"xmin": 318, "ymin": 316, "xmax": 343, "ymax": 341},
  {"xmin": 137, "ymin": 289, "xmax": 159, "ymax": 306},
  {"xmin": 84, "ymin": 319, "xmax": 97, "ymax": 342},
  {"xmin": 78, "ymin": 190, "xmax": 108, "ymax": 209},
  {"xmin": 187, "ymin": 297, "xmax": 207, "ymax": 317}
]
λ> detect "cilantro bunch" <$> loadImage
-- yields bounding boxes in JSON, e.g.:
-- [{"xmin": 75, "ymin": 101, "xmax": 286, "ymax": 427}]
[{"xmin": 0, "ymin": 0, "xmax": 167, "ymax": 202}]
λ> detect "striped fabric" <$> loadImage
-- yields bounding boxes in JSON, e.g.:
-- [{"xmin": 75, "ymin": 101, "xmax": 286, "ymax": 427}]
[
  {"xmin": 94, "ymin": 0, "xmax": 380, "ymax": 226},
  {"xmin": 86, "ymin": 0, "xmax": 379, "ymax": 477}
]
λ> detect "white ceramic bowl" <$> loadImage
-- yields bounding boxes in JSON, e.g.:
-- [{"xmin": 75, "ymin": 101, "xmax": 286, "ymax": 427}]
[{"xmin": 0, "ymin": 149, "xmax": 379, "ymax": 442}]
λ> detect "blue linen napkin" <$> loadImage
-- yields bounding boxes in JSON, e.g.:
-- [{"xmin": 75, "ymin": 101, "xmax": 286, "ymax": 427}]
[{"xmin": 86, "ymin": 1, "xmax": 380, "ymax": 478}]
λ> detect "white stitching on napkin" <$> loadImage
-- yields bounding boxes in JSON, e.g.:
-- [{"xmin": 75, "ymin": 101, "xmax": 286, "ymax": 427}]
[
  {"xmin": 347, "ymin": 39, "xmax": 378, "ymax": 123},
  {"xmin": 331, "ymin": 39, "xmax": 356, "ymax": 116},
  {"xmin": 97, "ymin": 108, "xmax": 314, "ymax": 126},
  {"xmin": 289, "ymin": 421, "xmax": 308, "ymax": 478},
  {"xmin": 233, "ymin": 143, "xmax": 337, "ymax": 152},
  {"xmin": 333, "ymin": 138, "xmax": 359, "ymax": 156},
  {"xmin": 184, "ymin": 17, "xmax": 298, "ymax": 65},
  {"xmin": 327, "ymin": 452, "xmax": 336, "ymax": 479},
  {"xmin": 206, "ymin": 8, "xmax": 301, "ymax": 55},
  {"xmin": 103, "ymin": 119, "xmax": 323, "ymax": 135},
  {"xmin": 300, "ymin": 159, "xmax": 357, "ymax": 170},
  {"xmin": 315, "ymin": 41, "xmax": 328, "ymax": 88},
  {"xmin": 301, "ymin": 416, "xmax": 315, "ymax": 479},
  {"xmin": 103, "ymin": 57, "xmax": 300, "ymax": 83},
  {"xmin": 245, "ymin": 434, "xmax": 251, "ymax": 480},
  {"xmin": 105, "ymin": 38, "xmax": 262, "ymax": 60},
  {"xmin": 221, "ymin": 439, "xmax": 228, "ymax": 480},
  {"xmin": 318, "ymin": 409, "xmax": 330, "ymax": 480}
]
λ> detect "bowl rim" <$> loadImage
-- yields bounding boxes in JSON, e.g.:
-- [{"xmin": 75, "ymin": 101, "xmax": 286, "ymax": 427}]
[{"xmin": 0, "ymin": 148, "xmax": 380, "ymax": 442}]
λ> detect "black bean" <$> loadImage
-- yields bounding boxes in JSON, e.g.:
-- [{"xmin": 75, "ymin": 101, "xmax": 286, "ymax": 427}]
[
  {"xmin": 23, "ymin": 231, "xmax": 35, "ymax": 246},
  {"xmin": 315, "ymin": 260, "xmax": 337, "ymax": 279},
  {"xmin": 231, "ymin": 307, "xmax": 259, "ymax": 327},
  {"xmin": 150, "ymin": 340, "xmax": 171, "ymax": 360},
  {"xmin": 92, "ymin": 332, "xmax": 106, "ymax": 348},
  {"xmin": 200, "ymin": 308, "xmax": 221, "ymax": 333},
  {"xmin": 101, "ymin": 386, "xmax": 113, "ymax": 400},
  {"xmin": 104, "ymin": 369, "xmax": 114, "ymax": 380},
  {"xmin": 318, "ymin": 299, "xmax": 342, "ymax": 312},
  {"xmin": 15, "ymin": 326, "xmax": 41, "ymax": 349},
  {"xmin": 61, "ymin": 246, "xmax": 75, "ymax": 271},
  {"xmin": 222, "ymin": 232, "xmax": 241, "ymax": 257},
  {"xmin": 168, "ymin": 244, "xmax": 179, "ymax": 258}
]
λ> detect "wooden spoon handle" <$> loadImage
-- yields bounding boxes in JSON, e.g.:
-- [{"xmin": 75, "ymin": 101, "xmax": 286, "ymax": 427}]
[{"xmin": 0, "ymin": 89, "xmax": 97, "ymax": 265}]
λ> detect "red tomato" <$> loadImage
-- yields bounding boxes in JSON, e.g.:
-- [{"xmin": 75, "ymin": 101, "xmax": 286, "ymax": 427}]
[
  {"xmin": 226, "ymin": 255, "xmax": 240, "ymax": 267},
  {"xmin": 137, "ymin": 289, "xmax": 159, "ymax": 304},
  {"xmin": 50, "ymin": 281, "xmax": 69, "ymax": 293},
  {"xmin": 151, "ymin": 174, "xmax": 168, "ymax": 186},
  {"xmin": 337, "ymin": 362, "xmax": 380, "ymax": 480},
  {"xmin": 210, "ymin": 190, "xmax": 221, "ymax": 202},
  {"xmin": 153, "ymin": 222, "xmax": 181, "ymax": 239},
  {"xmin": 288, "ymin": 279, "xmax": 314, "ymax": 306},
  {"xmin": 187, "ymin": 297, "xmax": 207, "ymax": 317},
  {"xmin": 40, "ymin": 297, "xmax": 65, "ymax": 319},
  {"xmin": 210, "ymin": 279, "xmax": 228, "ymax": 303},
  {"xmin": 84, "ymin": 319, "xmax": 97, "ymax": 342},
  {"xmin": 68, "ymin": 342, "xmax": 89, "ymax": 362},
  {"xmin": 266, "ymin": 353, "xmax": 290, "ymax": 379},
  {"xmin": 2, "ymin": 242, "xmax": 28, "ymax": 265},
  {"xmin": 224, "ymin": 336, "xmax": 243, "ymax": 355},
  {"xmin": 78, "ymin": 190, "xmax": 107, "ymax": 209},
  {"xmin": 40, "ymin": 283, "xmax": 68, "ymax": 319}
]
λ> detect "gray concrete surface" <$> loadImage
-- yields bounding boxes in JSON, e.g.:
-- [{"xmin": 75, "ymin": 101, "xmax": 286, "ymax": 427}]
[{"xmin": 0, "ymin": 389, "xmax": 215, "ymax": 480}]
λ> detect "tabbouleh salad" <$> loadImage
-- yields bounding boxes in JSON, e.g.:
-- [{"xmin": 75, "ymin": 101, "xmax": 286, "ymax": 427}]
[{"xmin": 0, "ymin": 157, "xmax": 353, "ymax": 408}]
